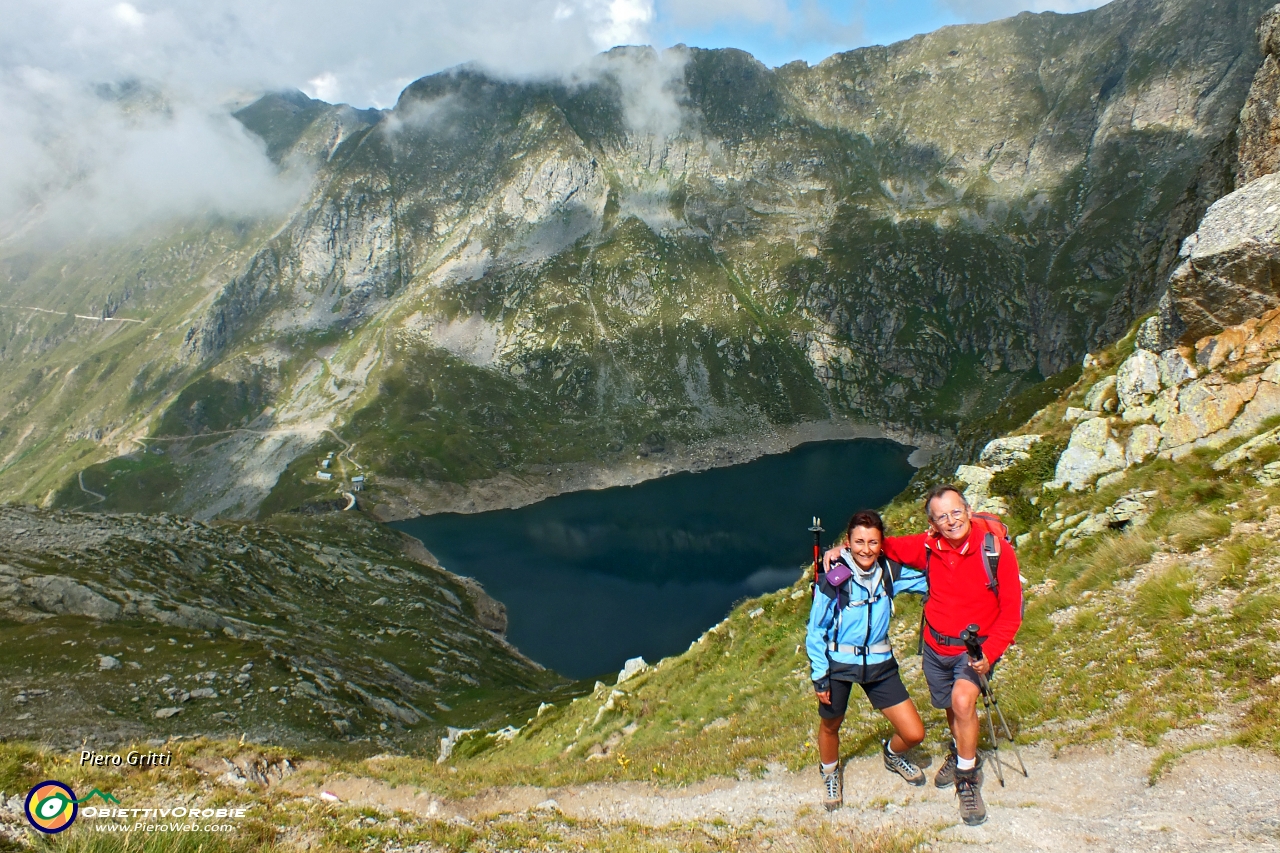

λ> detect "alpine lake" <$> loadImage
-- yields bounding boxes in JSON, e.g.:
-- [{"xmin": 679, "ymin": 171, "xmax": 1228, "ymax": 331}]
[{"xmin": 392, "ymin": 438, "xmax": 916, "ymax": 680}]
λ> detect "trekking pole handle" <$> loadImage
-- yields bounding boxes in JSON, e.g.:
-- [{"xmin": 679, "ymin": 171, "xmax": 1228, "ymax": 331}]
[{"xmin": 960, "ymin": 623, "xmax": 983, "ymax": 661}]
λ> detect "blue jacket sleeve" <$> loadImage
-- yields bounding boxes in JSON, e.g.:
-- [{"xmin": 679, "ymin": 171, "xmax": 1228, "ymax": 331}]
[
  {"xmin": 805, "ymin": 588, "xmax": 836, "ymax": 683},
  {"xmin": 891, "ymin": 565, "xmax": 928, "ymax": 598}
]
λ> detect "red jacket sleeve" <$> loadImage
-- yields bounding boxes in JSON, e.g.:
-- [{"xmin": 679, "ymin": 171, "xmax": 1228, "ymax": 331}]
[
  {"xmin": 882, "ymin": 532, "xmax": 930, "ymax": 570},
  {"xmin": 983, "ymin": 540, "xmax": 1023, "ymax": 662}
]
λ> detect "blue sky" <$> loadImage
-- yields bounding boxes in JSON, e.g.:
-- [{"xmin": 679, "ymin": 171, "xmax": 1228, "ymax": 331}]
[{"xmin": 648, "ymin": 0, "xmax": 1109, "ymax": 69}]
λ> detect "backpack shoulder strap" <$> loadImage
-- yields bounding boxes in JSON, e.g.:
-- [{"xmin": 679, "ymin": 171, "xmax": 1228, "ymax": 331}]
[
  {"xmin": 880, "ymin": 557, "xmax": 900, "ymax": 599},
  {"xmin": 982, "ymin": 532, "xmax": 1000, "ymax": 595}
]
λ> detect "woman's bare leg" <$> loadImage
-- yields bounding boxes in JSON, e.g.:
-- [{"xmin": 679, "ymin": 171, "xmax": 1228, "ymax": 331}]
[
  {"xmin": 880, "ymin": 698, "xmax": 925, "ymax": 753},
  {"xmin": 818, "ymin": 714, "xmax": 844, "ymax": 764}
]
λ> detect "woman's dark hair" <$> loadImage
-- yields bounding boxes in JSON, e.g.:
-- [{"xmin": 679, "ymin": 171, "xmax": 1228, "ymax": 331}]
[{"xmin": 846, "ymin": 509, "xmax": 886, "ymax": 542}]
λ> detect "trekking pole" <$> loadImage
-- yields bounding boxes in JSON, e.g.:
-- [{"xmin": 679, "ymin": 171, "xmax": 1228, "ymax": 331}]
[
  {"xmin": 962, "ymin": 624, "xmax": 1006, "ymax": 786},
  {"xmin": 961, "ymin": 624, "xmax": 1028, "ymax": 783},
  {"xmin": 808, "ymin": 517, "xmax": 824, "ymax": 593}
]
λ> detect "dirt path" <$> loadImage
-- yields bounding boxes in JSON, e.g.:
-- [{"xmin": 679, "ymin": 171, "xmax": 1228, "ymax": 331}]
[
  {"xmin": 307, "ymin": 744, "xmax": 1280, "ymax": 851},
  {"xmin": 77, "ymin": 471, "xmax": 105, "ymax": 504}
]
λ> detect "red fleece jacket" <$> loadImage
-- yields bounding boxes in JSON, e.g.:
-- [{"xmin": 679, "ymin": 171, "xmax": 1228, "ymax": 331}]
[{"xmin": 883, "ymin": 517, "xmax": 1023, "ymax": 661}]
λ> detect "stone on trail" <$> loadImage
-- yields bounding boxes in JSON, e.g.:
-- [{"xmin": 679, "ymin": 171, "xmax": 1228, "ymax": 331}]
[
  {"xmin": 98, "ymin": 655, "xmax": 121, "ymax": 670},
  {"xmin": 154, "ymin": 707, "xmax": 182, "ymax": 719}
]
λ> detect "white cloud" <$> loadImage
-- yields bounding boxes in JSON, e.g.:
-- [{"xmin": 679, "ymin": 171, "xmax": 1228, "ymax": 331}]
[
  {"xmin": 110, "ymin": 2, "xmax": 146, "ymax": 30},
  {"xmin": 936, "ymin": 0, "xmax": 1111, "ymax": 23},
  {"xmin": 303, "ymin": 72, "xmax": 342, "ymax": 104},
  {"xmin": 0, "ymin": 0, "xmax": 674, "ymax": 239}
]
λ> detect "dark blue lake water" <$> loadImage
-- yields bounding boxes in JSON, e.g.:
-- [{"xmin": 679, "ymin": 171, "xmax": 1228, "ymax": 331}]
[{"xmin": 392, "ymin": 438, "xmax": 915, "ymax": 679}]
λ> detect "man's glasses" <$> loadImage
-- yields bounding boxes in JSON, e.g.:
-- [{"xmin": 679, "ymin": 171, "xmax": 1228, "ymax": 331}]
[{"xmin": 930, "ymin": 509, "xmax": 967, "ymax": 524}]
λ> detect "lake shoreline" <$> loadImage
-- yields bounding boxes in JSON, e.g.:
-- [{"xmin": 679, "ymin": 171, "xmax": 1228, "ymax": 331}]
[{"xmin": 370, "ymin": 418, "xmax": 950, "ymax": 523}]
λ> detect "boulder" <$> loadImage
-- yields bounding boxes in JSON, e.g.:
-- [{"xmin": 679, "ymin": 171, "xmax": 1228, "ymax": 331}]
[
  {"xmin": 1157, "ymin": 349, "xmax": 1198, "ymax": 389},
  {"xmin": 1084, "ymin": 375, "xmax": 1119, "ymax": 412},
  {"xmin": 955, "ymin": 464, "xmax": 994, "ymax": 505},
  {"xmin": 98, "ymin": 655, "xmax": 121, "ymax": 671},
  {"xmin": 978, "ymin": 435, "xmax": 1042, "ymax": 472},
  {"xmin": 1126, "ymin": 425, "xmax": 1162, "ymax": 467},
  {"xmin": 1165, "ymin": 172, "xmax": 1280, "ymax": 344},
  {"xmin": 616, "ymin": 656, "xmax": 649, "ymax": 684},
  {"xmin": 20, "ymin": 576, "xmax": 121, "ymax": 620},
  {"xmin": 1049, "ymin": 417, "xmax": 1126, "ymax": 490},
  {"xmin": 1116, "ymin": 350, "xmax": 1161, "ymax": 410},
  {"xmin": 1215, "ymin": 425, "xmax": 1280, "ymax": 469}
]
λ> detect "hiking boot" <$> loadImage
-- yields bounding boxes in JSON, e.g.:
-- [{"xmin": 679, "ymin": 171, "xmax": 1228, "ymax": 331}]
[
  {"xmin": 882, "ymin": 740, "xmax": 925, "ymax": 786},
  {"xmin": 819, "ymin": 763, "xmax": 842, "ymax": 811},
  {"xmin": 955, "ymin": 767, "xmax": 987, "ymax": 826},
  {"xmin": 934, "ymin": 742, "xmax": 958, "ymax": 788}
]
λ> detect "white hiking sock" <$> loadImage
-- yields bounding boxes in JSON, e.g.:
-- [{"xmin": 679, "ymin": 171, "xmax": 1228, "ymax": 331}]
[
  {"xmin": 820, "ymin": 761, "xmax": 838, "ymax": 774},
  {"xmin": 885, "ymin": 739, "xmax": 902, "ymax": 756},
  {"xmin": 956, "ymin": 755, "xmax": 977, "ymax": 771}
]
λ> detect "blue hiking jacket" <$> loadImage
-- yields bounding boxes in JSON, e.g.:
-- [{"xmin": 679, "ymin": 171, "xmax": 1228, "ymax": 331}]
[{"xmin": 806, "ymin": 551, "xmax": 928, "ymax": 683}]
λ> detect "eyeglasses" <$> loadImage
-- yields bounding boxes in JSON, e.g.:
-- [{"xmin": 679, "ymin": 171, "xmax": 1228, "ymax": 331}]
[{"xmin": 930, "ymin": 509, "xmax": 968, "ymax": 524}]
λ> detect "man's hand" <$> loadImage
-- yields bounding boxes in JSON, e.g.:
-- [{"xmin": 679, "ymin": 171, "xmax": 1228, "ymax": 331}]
[
  {"xmin": 968, "ymin": 654, "xmax": 991, "ymax": 676},
  {"xmin": 822, "ymin": 545, "xmax": 842, "ymax": 572}
]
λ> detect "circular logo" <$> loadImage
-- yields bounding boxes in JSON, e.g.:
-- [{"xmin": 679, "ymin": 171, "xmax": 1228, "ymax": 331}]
[{"xmin": 25, "ymin": 781, "xmax": 78, "ymax": 834}]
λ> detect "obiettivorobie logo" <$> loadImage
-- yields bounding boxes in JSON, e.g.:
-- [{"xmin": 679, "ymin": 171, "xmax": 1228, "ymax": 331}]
[{"xmin": 24, "ymin": 782, "xmax": 119, "ymax": 834}]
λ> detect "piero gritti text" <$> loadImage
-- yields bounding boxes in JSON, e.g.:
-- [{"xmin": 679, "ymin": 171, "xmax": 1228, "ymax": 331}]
[{"xmin": 80, "ymin": 749, "xmax": 173, "ymax": 768}]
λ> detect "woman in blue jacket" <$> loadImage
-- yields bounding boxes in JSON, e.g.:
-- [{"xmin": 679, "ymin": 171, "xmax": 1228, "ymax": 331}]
[{"xmin": 807, "ymin": 509, "xmax": 928, "ymax": 810}]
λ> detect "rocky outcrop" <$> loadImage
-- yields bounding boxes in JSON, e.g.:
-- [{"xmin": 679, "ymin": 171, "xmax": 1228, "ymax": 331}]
[
  {"xmin": 1163, "ymin": 172, "xmax": 1280, "ymax": 343},
  {"xmin": 1055, "ymin": 309, "xmax": 1280, "ymax": 490},
  {"xmin": 1238, "ymin": 4, "xmax": 1280, "ymax": 184}
]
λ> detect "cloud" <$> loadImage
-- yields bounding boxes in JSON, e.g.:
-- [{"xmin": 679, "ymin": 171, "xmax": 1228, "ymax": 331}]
[
  {"xmin": 0, "ymin": 0, "xmax": 668, "ymax": 241},
  {"xmin": 934, "ymin": 0, "xmax": 1111, "ymax": 23}
]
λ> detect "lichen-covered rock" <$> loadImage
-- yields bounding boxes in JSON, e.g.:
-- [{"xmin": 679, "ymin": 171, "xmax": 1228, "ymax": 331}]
[
  {"xmin": 1049, "ymin": 417, "xmax": 1126, "ymax": 491},
  {"xmin": 1158, "ymin": 349, "xmax": 1198, "ymax": 389},
  {"xmin": 1160, "ymin": 378, "xmax": 1247, "ymax": 449},
  {"xmin": 1152, "ymin": 386, "xmax": 1180, "ymax": 424},
  {"xmin": 978, "ymin": 435, "xmax": 1042, "ymax": 472},
  {"xmin": 955, "ymin": 464, "xmax": 995, "ymax": 505},
  {"xmin": 1084, "ymin": 375, "xmax": 1119, "ymax": 412},
  {"xmin": 1126, "ymin": 425, "xmax": 1163, "ymax": 466},
  {"xmin": 1116, "ymin": 350, "xmax": 1162, "ymax": 410}
]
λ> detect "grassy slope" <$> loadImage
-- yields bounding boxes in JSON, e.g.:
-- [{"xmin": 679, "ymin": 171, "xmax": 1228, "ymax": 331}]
[{"xmin": 344, "ymin": 329, "xmax": 1280, "ymax": 789}]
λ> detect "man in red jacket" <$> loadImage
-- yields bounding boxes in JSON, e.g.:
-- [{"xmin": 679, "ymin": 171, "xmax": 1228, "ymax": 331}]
[{"xmin": 829, "ymin": 483, "xmax": 1022, "ymax": 826}]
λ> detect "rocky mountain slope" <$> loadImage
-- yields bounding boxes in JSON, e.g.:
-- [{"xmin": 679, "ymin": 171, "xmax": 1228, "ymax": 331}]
[
  {"xmin": 0, "ymin": 507, "xmax": 565, "ymax": 751},
  {"xmin": 0, "ymin": 0, "xmax": 1270, "ymax": 520}
]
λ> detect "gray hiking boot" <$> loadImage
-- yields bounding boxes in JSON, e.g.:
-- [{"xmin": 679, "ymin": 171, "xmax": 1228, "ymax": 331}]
[
  {"xmin": 934, "ymin": 742, "xmax": 958, "ymax": 788},
  {"xmin": 882, "ymin": 740, "xmax": 925, "ymax": 786},
  {"xmin": 819, "ymin": 763, "xmax": 842, "ymax": 811},
  {"xmin": 955, "ymin": 767, "xmax": 987, "ymax": 826}
]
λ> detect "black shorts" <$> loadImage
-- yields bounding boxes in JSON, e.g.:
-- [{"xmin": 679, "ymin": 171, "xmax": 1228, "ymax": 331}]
[
  {"xmin": 921, "ymin": 643, "xmax": 999, "ymax": 710},
  {"xmin": 818, "ymin": 663, "xmax": 911, "ymax": 719}
]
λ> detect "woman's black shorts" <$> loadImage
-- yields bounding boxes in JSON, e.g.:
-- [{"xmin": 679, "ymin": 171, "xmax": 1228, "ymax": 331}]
[{"xmin": 818, "ymin": 664, "xmax": 910, "ymax": 719}]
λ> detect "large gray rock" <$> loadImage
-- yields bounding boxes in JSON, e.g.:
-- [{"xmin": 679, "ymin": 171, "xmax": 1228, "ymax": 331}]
[
  {"xmin": 20, "ymin": 576, "xmax": 121, "ymax": 620},
  {"xmin": 977, "ymin": 435, "xmax": 1042, "ymax": 472},
  {"xmin": 1165, "ymin": 173, "xmax": 1280, "ymax": 343},
  {"xmin": 1049, "ymin": 417, "xmax": 1126, "ymax": 491},
  {"xmin": 954, "ymin": 464, "xmax": 995, "ymax": 506},
  {"xmin": 1116, "ymin": 350, "xmax": 1162, "ymax": 410}
]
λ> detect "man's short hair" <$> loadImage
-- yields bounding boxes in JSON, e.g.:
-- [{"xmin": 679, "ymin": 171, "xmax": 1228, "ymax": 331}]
[{"xmin": 923, "ymin": 483, "xmax": 968, "ymax": 517}]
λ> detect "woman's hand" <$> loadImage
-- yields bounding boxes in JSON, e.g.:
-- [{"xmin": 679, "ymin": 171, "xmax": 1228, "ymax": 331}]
[
  {"xmin": 815, "ymin": 689, "xmax": 831, "ymax": 705},
  {"xmin": 821, "ymin": 545, "xmax": 842, "ymax": 571}
]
